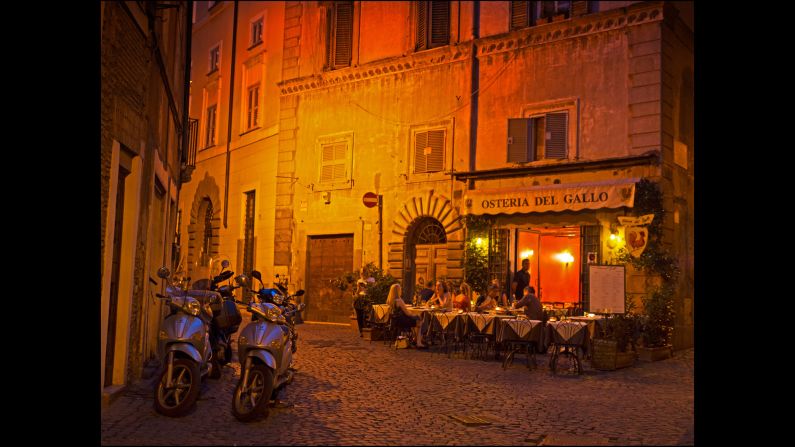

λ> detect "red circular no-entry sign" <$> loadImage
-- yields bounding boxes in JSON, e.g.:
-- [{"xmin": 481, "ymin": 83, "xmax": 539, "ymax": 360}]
[{"xmin": 363, "ymin": 192, "xmax": 379, "ymax": 208}]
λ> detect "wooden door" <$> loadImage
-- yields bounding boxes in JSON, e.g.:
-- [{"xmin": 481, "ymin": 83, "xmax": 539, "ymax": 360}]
[
  {"xmin": 414, "ymin": 243, "xmax": 447, "ymax": 284},
  {"xmin": 305, "ymin": 235, "xmax": 353, "ymax": 323}
]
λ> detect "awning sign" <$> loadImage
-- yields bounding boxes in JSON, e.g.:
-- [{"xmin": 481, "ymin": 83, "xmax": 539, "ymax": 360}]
[{"xmin": 464, "ymin": 179, "xmax": 637, "ymax": 215}]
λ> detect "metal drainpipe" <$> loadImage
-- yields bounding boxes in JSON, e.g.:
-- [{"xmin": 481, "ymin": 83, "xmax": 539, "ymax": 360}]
[
  {"xmin": 223, "ymin": 0, "xmax": 239, "ymax": 229},
  {"xmin": 181, "ymin": 1, "xmax": 193, "ymax": 180}
]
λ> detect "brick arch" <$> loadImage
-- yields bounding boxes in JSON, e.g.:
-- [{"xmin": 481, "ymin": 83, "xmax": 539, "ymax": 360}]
[
  {"xmin": 187, "ymin": 172, "xmax": 221, "ymax": 278},
  {"xmin": 387, "ymin": 189, "xmax": 465, "ymax": 298}
]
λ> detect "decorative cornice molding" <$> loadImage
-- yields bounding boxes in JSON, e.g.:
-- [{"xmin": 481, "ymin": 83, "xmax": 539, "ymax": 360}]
[
  {"xmin": 279, "ymin": 43, "xmax": 473, "ymax": 96},
  {"xmin": 278, "ymin": 2, "xmax": 665, "ymax": 97},
  {"xmin": 476, "ymin": 2, "xmax": 664, "ymax": 58}
]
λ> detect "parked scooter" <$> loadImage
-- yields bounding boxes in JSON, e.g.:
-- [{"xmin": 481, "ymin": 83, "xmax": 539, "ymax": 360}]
[
  {"xmin": 152, "ymin": 267, "xmax": 219, "ymax": 417},
  {"xmin": 250, "ymin": 270, "xmax": 305, "ymax": 354},
  {"xmin": 232, "ymin": 292, "xmax": 294, "ymax": 421},
  {"xmin": 206, "ymin": 259, "xmax": 244, "ymax": 379}
]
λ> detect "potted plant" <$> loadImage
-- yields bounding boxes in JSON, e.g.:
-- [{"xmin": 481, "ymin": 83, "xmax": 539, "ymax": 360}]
[
  {"xmin": 331, "ymin": 262, "xmax": 397, "ymax": 338},
  {"xmin": 590, "ymin": 295, "xmax": 639, "ymax": 371},
  {"xmin": 638, "ymin": 284, "xmax": 675, "ymax": 361}
]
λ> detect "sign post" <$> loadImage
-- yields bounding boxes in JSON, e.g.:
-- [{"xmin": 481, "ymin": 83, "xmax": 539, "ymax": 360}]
[{"xmin": 362, "ymin": 192, "xmax": 383, "ymax": 269}]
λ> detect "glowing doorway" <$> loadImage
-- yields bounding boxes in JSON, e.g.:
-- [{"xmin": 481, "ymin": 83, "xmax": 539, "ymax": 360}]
[{"xmin": 515, "ymin": 227, "xmax": 580, "ymax": 304}]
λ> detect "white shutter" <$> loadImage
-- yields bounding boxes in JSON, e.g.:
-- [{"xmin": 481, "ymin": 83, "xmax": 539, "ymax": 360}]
[{"xmin": 320, "ymin": 143, "xmax": 348, "ymax": 183}]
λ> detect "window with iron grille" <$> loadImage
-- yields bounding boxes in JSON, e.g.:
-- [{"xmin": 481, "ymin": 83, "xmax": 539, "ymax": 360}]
[
  {"xmin": 580, "ymin": 225, "xmax": 600, "ymax": 311},
  {"xmin": 488, "ymin": 228, "xmax": 510, "ymax": 296},
  {"xmin": 507, "ymin": 111, "xmax": 568, "ymax": 162},
  {"xmin": 201, "ymin": 199, "xmax": 214, "ymax": 267},
  {"xmin": 414, "ymin": 129, "xmax": 445, "ymax": 174},
  {"xmin": 250, "ymin": 17, "xmax": 263, "ymax": 47},
  {"xmin": 416, "ymin": 1, "xmax": 450, "ymax": 51},
  {"xmin": 246, "ymin": 85, "xmax": 259, "ymax": 130},
  {"xmin": 243, "ymin": 191, "xmax": 256, "ymax": 300},
  {"xmin": 208, "ymin": 45, "xmax": 220, "ymax": 74},
  {"xmin": 205, "ymin": 104, "xmax": 217, "ymax": 147},
  {"xmin": 326, "ymin": 1, "xmax": 353, "ymax": 70}
]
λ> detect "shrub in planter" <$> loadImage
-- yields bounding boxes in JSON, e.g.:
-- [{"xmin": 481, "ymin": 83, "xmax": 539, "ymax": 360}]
[
  {"xmin": 591, "ymin": 296, "xmax": 640, "ymax": 371},
  {"xmin": 639, "ymin": 284, "xmax": 675, "ymax": 361}
]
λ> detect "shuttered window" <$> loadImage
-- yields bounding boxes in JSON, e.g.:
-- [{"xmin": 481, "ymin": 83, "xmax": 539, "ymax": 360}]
[
  {"xmin": 510, "ymin": 1, "xmax": 531, "ymax": 30},
  {"xmin": 246, "ymin": 85, "xmax": 259, "ymax": 130},
  {"xmin": 205, "ymin": 105, "xmax": 217, "ymax": 147},
  {"xmin": 414, "ymin": 130, "xmax": 445, "ymax": 173},
  {"xmin": 544, "ymin": 112, "xmax": 568, "ymax": 159},
  {"xmin": 539, "ymin": 1, "xmax": 571, "ymax": 20},
  {"xmin": 320, "ymin": 142, "xmax": 348, "ymax": 183},
  {"xmin": 506, "ymin": 112, "xmax": 567, "ymax": 162},
  {"xmin": 326, "ymin": 1, "xmax": 353, "ymax": 70},
  {"xmin": 416, "ymin": 1, "xmax": 449, "ymax": 51},
  {"xmin": 209, "ymin": 45, "xmax": 220, "ymax": 73}
]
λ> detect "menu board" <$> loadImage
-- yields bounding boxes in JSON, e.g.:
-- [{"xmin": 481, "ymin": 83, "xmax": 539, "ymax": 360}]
[{"xmin": 588, "ymin": 265, "xmax": 625, "ymax": 314}]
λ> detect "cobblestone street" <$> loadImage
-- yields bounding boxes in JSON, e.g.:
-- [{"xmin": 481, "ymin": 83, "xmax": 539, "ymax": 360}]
[{"xmin": 101, "ymin": 322, "xmax": 694, "ymax": 446}]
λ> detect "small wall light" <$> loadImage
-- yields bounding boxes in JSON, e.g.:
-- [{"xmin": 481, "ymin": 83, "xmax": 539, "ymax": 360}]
[{"xmin": 520, "ymin": 249, "xmax": 534, "ymax": 260}]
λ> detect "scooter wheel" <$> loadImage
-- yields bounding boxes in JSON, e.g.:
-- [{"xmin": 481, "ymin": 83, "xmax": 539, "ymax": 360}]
[
  {"xmin": 231, "ymin": 364, "xmax": 274, "ymax": 422},
  {"xmin": 153, "ymin": 358, "xmax": 201, "ymax": 417}
]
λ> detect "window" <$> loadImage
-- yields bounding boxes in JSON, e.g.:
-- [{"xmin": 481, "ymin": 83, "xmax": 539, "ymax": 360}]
[
  {"xmin": 510, "ymin": 1, "xmax": 571, "ymax": 29},
  {"xmin": 250, "ymin": 17, "xmax": 263, "ymax": 47},
  {"xmin": 209, "ymin": 45, "xmax": 220, "ymax": 74},
  {"xmin": 316, "ymin": 132, "xmax": 354, "ymax": 189},
  {"xmin": 320, "ymin": 142, "xmax": 348, "ymax": 183},
  {"xmin": 200, "ymin": 199, "xmax": 214, "ymax": 267},
  {"xmin": 205, "ymin": 104, "xmax": 217, "ymax": 147},
  {"xmin": 507, "ymin": 112, "xmax": 568, "ymax": 162},
  {"xmin": 326, "ymin": 1, "xmax": 353, "ymax": 70},
  {"xmin": 242, "ymin": 190, "xmax": 256, "ymax": 301},
  {"xmin": 414, "ymin": 130, "xmax": 445, "ymax": 173},
  {"xmin": 416, "ymin": 1, "xmax": 450, "ymax": 51},
  {"xmin": 246, "ymin": 85, "xmax": 259, "ymax": 130}
]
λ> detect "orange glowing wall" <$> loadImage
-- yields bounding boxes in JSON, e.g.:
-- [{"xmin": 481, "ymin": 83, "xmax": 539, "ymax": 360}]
[{"xmin": 538, "ymin": 235, "xmax": 580, "ymax": 303}]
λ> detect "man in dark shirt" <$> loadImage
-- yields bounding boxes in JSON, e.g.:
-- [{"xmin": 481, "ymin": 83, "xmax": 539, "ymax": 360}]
[
  {"xmin": 513, "ymin": 286, "xmax": 544, "ymax": 321},
  {"xmin": 419, "ymin": 280, "xmax": 435, "ymax": 303},
  {"xmin": 512, "ymin": 259, "xmax": 531, "ymax": 302}
]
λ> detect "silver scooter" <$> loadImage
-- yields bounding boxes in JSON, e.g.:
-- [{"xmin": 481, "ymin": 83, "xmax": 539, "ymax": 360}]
[
  {"xmin": 232, "ymin": 298, "xmax": 294, "ymax": 422},
  {"xmin": 152, "ymin": 267, "xmax": 220, "ymax": 417}
]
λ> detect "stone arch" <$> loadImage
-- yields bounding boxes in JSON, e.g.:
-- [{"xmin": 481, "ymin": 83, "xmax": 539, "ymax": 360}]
[
  {"xmin": 387, "ymin": 189, "xmax": 465, "ymax": 299},
  {"xmin": 187, "ymin": 172, "xmax": 221, "ymax": 278}
]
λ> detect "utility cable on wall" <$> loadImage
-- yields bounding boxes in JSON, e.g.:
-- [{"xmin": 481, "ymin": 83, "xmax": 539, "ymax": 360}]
[{"xmin": 346, "ymin": 48, "xmax": 519, "ymax": 127}]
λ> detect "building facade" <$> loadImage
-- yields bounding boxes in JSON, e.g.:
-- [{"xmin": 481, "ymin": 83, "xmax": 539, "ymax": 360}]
[
  {"xmin": 185, "ymin": 1, "xmax": 693, "ymax": 348},
  {"xmin": 101, "ymin": 1, "xmax": 193, "ymax": 399},
  {"xmin": 179, "ymin": 1, "xmax": 285, "ymax": 293}
]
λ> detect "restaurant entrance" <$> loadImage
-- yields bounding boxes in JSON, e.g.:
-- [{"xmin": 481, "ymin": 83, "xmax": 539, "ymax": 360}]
[{"xmin": 513, "ymin": 226, "xmax": 581, "ymax": 307}]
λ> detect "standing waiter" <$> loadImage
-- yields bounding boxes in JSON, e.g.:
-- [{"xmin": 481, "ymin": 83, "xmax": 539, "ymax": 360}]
[{"xmin": 511, "ymin": 258, "xmax": 532, "ymax": 303}]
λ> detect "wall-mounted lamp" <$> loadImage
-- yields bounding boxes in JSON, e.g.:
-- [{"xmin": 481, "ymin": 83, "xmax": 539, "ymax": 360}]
[
  {"xmin": 321, "ymin": 191, "xmax": 331, "ymax": 204},
  {"xmin": 520, "ymin": 249, "xmax": 534, "ymax": 260},
  {"xmin": 554, "ymin": 251, "xmax": 574, "ymax": 264}
]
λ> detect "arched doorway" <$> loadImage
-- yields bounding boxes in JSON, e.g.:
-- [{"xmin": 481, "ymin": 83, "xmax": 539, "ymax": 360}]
[
  {"xmin": 403, "ymin": 217, "xmax": 447, "ymax": 300},
  {"xmin": 186, "ymin": 173, "xmax": 221, "ymax": 280}
]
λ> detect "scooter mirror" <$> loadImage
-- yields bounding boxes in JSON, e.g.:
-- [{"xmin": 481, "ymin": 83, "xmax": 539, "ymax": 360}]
[
  {"xmin": 295, "ymin": 289, "xmax": 305, "ymax": 296},
  {"xmin": 234, "ymin": 274, "xmax": 248, "ymax": 287},
  {"xmin": 156, "ymin": 267, "xmax": 171, "ymax": 279},
  {"xmin": 251, "ymin": 270, "xmax": 263, "ymax": 283},
  {"xmin": 221, "ymin": 259, "xmax": 231, "ymax": 269}
]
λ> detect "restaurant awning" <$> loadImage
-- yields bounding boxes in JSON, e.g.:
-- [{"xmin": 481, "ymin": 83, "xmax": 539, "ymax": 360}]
[{"xmin": 463, "ymin": 178, "xmax": 638, "ymax": 216}]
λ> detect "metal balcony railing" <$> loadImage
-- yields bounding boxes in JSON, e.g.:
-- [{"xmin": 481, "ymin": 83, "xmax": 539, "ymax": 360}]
[{"xmin": 181, "ymin": 118, "xmax": 198, "ymax": 183}]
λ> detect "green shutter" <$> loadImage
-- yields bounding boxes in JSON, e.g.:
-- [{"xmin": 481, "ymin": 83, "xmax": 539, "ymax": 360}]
[
  {"xmin": 416, "ymin": 1, "xmax": 427, "ymax": 50},
  {"xmin": 333, "ymin": 2, "xmax": 353, "ymax": 69},
  {"xmin": 430, "ymin": 1, "xmax": 450, "ymax": 47},
  {"xmin": 507, "ymin": 118, "xmax": 530, "ymax": 162},
  {"xmin": 544, "ymin": 112, "xmax": 567, "ymax": 159},
  {"xmin": 511, "ymin": 1, "xmax": 530, "ymax": 30}
]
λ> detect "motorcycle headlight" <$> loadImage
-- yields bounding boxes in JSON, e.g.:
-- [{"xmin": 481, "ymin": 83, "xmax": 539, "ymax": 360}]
[
  {"xmin": 267, "ymin": 305, "xmax": 283, "ymax": 321},
  {"xmin": 272, "ymin": 295, "xmax": 284, "ymax": 305},
  {"xmin": 185, "ymin": 298, "xmax": 201, "ymax": 316}
]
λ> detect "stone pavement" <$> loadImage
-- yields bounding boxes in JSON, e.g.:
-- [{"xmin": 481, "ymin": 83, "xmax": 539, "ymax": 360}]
[{"xmin": 101, "ymin": 322, "xmax": 694, "ymax": 446}]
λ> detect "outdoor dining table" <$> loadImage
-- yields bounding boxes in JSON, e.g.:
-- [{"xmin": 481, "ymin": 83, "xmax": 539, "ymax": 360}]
[
  {"xmin": 370, "ymin": 303, "xmax": 391, "ymax": 324},
  {"xmin": 546, "ymin": 320, "xmax": 590, "ymax": 374},
  {"xmin": 497, "ymin": 318, "xmax": 545, "ymax": 370}
]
